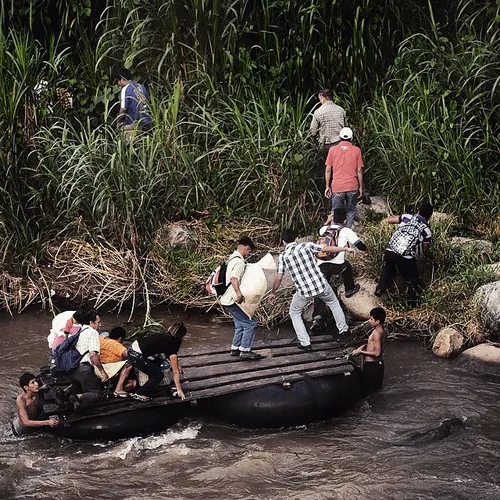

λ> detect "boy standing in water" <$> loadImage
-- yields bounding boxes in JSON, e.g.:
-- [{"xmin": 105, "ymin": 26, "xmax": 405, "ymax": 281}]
[
  {"xmin": 352, "ymin": 307, "xmax": 387, "ymax": 394},
  {"xmin": 13, "ymin": 373, "xmax": 59, "ymax": 435}
]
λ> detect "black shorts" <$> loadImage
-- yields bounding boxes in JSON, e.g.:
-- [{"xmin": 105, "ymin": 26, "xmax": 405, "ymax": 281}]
[{"xmin": 362, "ymin": 360, "xmax": 384, "ymax": 395}]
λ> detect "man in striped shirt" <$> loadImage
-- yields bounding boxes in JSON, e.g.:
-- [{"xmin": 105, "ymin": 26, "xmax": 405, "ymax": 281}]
[{"xmin": 270, "ymin": 229, "xmax": 355, "ymax": 350}]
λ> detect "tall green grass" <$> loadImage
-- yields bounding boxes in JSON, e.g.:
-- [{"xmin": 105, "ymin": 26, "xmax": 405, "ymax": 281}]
[{"xmin": 362, "ymin": 0, "xmax": 500, "ymax": 220}]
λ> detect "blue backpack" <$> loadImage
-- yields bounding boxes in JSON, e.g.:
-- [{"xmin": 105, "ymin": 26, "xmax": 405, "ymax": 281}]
[{"xmin": 49, "ymin": 327, "xmax": 89, "ymax": 376}]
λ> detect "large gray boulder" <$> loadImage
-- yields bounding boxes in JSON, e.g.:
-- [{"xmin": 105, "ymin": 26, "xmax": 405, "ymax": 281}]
[
  {"xmin": 457, "ymin": 344, "xmax": 500, "ymax": 376},
  {"xmin": 432, "ymin": 327, "xmax": 464, "ymax": 358},
  {"xmin": 338, "ymin": 277, "xmax": 380, "ymax": 320},
  {"xmin": 476, "ymin": 281, "xmax": 500, "ymax": 335},
  {"xmin": 355, "ymin": 195, "xmax": 390, "ymax": 220},
  {"xmin": 450, "ymin": 237, "xmax": 493, "ymax": 256}
]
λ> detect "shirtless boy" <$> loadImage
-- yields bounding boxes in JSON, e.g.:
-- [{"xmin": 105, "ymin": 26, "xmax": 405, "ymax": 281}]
[
  {"xmin": 352, "ymin": 307, "xmax": 387, "ymax": 394},
  {"xmin": 13, "ymin": 373, "xmax": 59, "ymax": 435}
]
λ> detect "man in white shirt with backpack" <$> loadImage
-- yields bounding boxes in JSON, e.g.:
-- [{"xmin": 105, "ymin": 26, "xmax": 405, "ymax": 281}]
[
  {"xmin": 375, "ymin": 202, "xmax": 433, "ymax": 305},
  {"xmin": 220, "ymin": 236, "xmax": 262, "ymax": 360},
  {"xmin": 311, "ymin": 208, "xmax": 367, "ymax": 332}
]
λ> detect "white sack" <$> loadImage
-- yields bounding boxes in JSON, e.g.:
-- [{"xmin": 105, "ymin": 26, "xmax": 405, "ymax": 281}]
[{"xmin": 47, "ymin": 310, "xmax": 75, "ymax": 348}]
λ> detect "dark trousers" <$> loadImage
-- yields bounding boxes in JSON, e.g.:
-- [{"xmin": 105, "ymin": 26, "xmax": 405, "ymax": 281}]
[
  {"xmin": 377, "ymin": 250, "xmax": 421, "ymax": 302},
  {"xmin": 361, "ymin": 360, "xmax": 384, "ymax": 396},
  {"xmin": 128, "ymin": 348, "xmax": 163, "ymax": 395},
  {"xmin": 316, "ymin": 143, "xmax": 339, "ymax": 184},
  {"xmin": 313, "ymin": 262, "xmax": 355, "ymax": 319},
  {"xmin": 66, "ymin": 363, "xmax": 102, "ymax": 408}
]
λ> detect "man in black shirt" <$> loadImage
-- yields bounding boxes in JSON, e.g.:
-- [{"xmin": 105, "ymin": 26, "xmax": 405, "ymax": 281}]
[{"xmin": 127, "ymin": 323, "xmax": 187, "ymax": 401}]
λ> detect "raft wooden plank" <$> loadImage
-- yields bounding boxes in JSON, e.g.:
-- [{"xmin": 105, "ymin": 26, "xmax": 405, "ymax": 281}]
[
  {"xmin": 180, "ymin": 335, "xmax": 339, "ymax": 357},
  {"xmin": 188, "ymin": 365, "xmax": 354, "ymax": 399},
  {"xmin": 184, "ymin": 351, "xmax": 350, "ymax": 380},
  {"xmin": 180, "ymin": 344, "xmax": 345, "ymax": 368},
  {"xmin": 186, "ymin": 358, "xmax": 351, "ymax": 390}
]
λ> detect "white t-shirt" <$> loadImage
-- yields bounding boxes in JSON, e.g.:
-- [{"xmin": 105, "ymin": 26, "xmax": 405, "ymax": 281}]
[
  {"xmin": 219, "ymin": 251, "xmax": 246, "ymax": 306},
  {"xmin": 316, "ymin": 224, "xmax": 360, "ymax": 265}
]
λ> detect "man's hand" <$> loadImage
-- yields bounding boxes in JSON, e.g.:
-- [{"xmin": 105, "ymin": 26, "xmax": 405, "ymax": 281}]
[
  {"xmin": 236, "ymin": 293, "xmax": 245, "ymax": 304},
  {"xmin": 346, "ymin": 247, "xmax": 355, "ymax": 254},
  {"xmin": 47, "ymin": 418, "xmax": 59, "ymax": 427},
  {"xmin": 352, "ymin": 344, "xmax": 366, "ymax": 356},
  {"xmin": 358, "ymin": 186, "xmax": 363, "ymax": 198},
  {"xmin": 268, "ymin": 292, "xmax": 276, "ymax": 303},
  {"xmin": 100, "ymin": 371, "xmax": 109, "ymax": 383},
  {"xmin": 324, "ymin": 187, "xmax": 332, "ymax": 198},
  {"xmin": 325, "ymin": 213, "xmax": 334, "ymax": 224}
]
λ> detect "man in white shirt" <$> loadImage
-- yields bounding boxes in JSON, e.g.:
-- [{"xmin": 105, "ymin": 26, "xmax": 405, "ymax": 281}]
[
  {"xmin": 312, "ymin": 209, "xmax": 367, "ymax": 332},
  {"xmin": 220, "ymin": 237, "xmax": 262, "ymax": 360},
  {"xmin": 65, "ymin": 309, "xmax": 108, "ymax": 410}
]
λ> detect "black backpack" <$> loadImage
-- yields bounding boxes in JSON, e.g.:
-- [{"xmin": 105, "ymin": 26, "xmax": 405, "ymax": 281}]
[
  {"xmin": 205, "ymin": 255, "xmax": 243, "ymax": 297},
  {"xmin": 49, "ymin": 327, "xmax": 89, "ymax": 376}
]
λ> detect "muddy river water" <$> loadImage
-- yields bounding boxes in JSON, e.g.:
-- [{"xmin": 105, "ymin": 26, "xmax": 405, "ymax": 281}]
[{"xmin": 0, "ymin": 306, "xmax": 499, "ymax": 500}]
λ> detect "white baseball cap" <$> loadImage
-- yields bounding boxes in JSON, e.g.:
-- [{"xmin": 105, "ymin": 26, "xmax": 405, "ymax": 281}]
[{"xmin": 339, "ymin": 127, "xmax": 353, "ymax": 140}]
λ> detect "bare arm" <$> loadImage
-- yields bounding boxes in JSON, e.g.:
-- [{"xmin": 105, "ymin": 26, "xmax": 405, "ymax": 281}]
[
  {"xmin": 90, "ymin": 351, "xmax": 109, "ymax": 382},
  {"xmin": 271, "ymin": 273, "xmax": 283, "ymax": 296},
  {"xmin": 16, "ymin": 397, "xmax": 58, "ymax": 428},
  {"xmin": 230, "ymin": 277, "xmax": 244, "ymax": 304},
  {"xmin": 387, "ymin": 216, "xmax": 400, "ymax": 224},
  {"xmin": 321, "ymin": 245, "xmax": 355, "ymax": 254},
  {"xmin": 357, "ymin": 166, "xmax": 363, "ymax": 197},
  {"xmin": 353, "ymin": 331, "xmax": 383, "ymax": 358},
  {"xmin": 121, "ymin": 347, "xmax": 128, "ymax": 360},
  {"xmin": 169, "ymin": 354, "xmax": 185, "ymax": 400},
  {"xmin": 325, "ymin": 164, "xmax": 332, "ymax": 198}
]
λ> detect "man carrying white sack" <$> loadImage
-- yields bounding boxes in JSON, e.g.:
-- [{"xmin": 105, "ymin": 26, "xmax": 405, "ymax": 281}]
[{"xmin": 220, "ymin": 236, "xmax": 263, "ymax": 360}]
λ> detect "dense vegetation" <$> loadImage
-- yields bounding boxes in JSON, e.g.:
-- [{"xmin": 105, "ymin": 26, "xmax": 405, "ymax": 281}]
[{"xmin": 0, "ymin": 0, "xmax": 498, "ymax": 324}]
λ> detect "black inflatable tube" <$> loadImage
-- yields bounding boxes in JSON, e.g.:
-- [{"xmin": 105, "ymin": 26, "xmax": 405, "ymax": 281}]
[{"xmin": 198, "ymin": 372, "xmax": 363, "ymax": 428}]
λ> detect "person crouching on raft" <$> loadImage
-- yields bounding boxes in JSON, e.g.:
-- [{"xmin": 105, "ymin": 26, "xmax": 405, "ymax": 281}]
[{"xmin": 126, "ymin": 323, "xmax": 187, "ymax": 401}]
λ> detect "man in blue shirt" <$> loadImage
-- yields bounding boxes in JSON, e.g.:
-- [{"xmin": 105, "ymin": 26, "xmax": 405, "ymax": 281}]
[{"xmin": 116, "ymin": 68, "xmax": 152, "ymax": 139}]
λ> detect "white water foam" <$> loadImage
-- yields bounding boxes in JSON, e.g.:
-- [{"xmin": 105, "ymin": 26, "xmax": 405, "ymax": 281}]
[{"xmin": 96, "ymin": 421, "xmax": 203, "ymax": 460}]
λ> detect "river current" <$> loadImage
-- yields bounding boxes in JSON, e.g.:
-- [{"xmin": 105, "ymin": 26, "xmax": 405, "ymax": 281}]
[{"xmin": 0, "ymin": 307, "xmax": 499, "ymax": 500}]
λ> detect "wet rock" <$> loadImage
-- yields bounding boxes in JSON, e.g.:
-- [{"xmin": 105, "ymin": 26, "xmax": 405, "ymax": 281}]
[
  {"xmin": 432, "ymin": 327, "xmax": 464, "ymax": 358},
  {"xmin": 475, "ymin": 281, "xmax": 500, "ymax": 334},
  {"xmin": 450, "ymin": 237, "xmax": 493, "ymax": 256},
  {"xmin": 338, "ymin": 277, "xmax": 380, "ymax": 320},
  {"xmin": 355, "ymin": 195, "xmax": 390, "ymax": 220},
  {"xmin": 457, "ymin": 344, "xmax": 500, "ymax": 376}
]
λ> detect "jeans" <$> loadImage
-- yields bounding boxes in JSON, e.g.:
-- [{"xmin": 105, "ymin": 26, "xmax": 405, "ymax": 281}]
[
  {"xmin": 290, "ymin": 283, "xmax": 348, "ymax": 346},
  {"xmin": 127, "ymin": 348, "xmax": 164, "ymax": 395},
  {"xmin": 226, "ymin": 303, "xmax": 258, "ymax": 352},
  {"xmin": 313, "ymin": 262, "xmax": 355, "ymax": 320},
  {"xmin": 377, "ymin": 250, "xmax": 421, "ymax": 303},
  {"xmin": 66, "ymin": 363, "xmax": 102, "ymax": 408},
  {"xmin": 331, "ymin": 190, "xmax": 358, "ymax": 228}
]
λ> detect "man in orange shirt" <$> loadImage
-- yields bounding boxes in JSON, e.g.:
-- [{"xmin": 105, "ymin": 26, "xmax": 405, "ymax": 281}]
[
  {"xmin": 324, "ymin": 127, "xmax": 363, "ymax": 228},
  {"xmin": 100, "ymin": 327, "xmax": 128, "ymax": 363},
  {"xmin": 98, "ymin": 327, "xmax": 137, "ymax": 396}
]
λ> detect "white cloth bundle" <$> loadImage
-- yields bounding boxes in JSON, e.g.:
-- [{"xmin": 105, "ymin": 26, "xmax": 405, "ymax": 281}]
[{"xmin": 233, "ymin": 253, "xmax": 276, "ymax": 319}]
